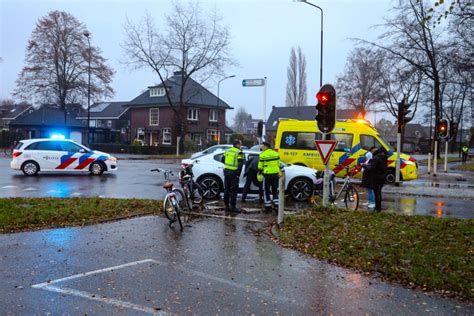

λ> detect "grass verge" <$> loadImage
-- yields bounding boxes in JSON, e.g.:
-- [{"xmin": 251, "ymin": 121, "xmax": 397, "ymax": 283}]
[
  {"xmin": 453, "ymin": 163, "xmax": 474, "ymax": 171},
  {"xmin": 279, "ymin": 206, "xmax": 474, "ymax": 301},
  {"xmin": 0, "ymin": 197, "xmax": 162, "ymax": 233}
]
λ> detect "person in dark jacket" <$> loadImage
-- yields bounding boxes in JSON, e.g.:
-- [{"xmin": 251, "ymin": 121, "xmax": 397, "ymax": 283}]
[
  {"xmin": 361, "ymin": 146, "xmax": 377, "ymax": 209},
  {"xmin": 241, "ymin": 154, "xmax": 263, "ymax": 203},
  {"xmin": 364, "ymin": 147, "xmax": 387, "ymax": 212}
]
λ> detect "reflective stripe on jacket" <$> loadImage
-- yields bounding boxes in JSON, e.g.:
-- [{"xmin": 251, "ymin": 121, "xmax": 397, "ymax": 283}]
[
  {"xmin": 258, "ymin": 149, "xmax": 280, "ymax": 175},
  {"xmin": 224, "ymin": 147, "xmax": 244, "ymax": 171}
]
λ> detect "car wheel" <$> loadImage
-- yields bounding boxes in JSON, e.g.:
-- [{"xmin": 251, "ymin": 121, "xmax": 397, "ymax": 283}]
[
  {"xmin": 289, "ymin": 177, "xmax": 313, "ymax": 202},
  {"xmin": 197, "ymin": 175, "xmax": 222, "ymax": 199},
  {"xmin": 89, "ymin": 161, "xmax": 105, "ymax": 176},
  {"xmin": 385, "ymin": 169, "xmax": 401, "ymax": 184},
  {"xmin": 22, "ymin": 161, "xmax": 39, "ymax": 176}
]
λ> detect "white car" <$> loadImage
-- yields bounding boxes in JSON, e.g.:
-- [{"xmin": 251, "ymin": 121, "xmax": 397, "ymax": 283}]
[
  {"xmin": 190, "ymin": 144, "xmax": 249, "ymax": 159},
  {"xmin": 10, "ymin": 138, "xmax": 117, "ymax": 176},
  {"xmin": 183, "ymin": 150, "xmax": 317, "ymax": 202}
]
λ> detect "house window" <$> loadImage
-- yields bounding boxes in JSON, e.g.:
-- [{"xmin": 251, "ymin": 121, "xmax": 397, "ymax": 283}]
[
  {"xmin": 207, "ymin": 129, "xmax": 219, "ymax": 142},
  {"xmin": 150, "ymin": 87, "xmax": 165, "ymax": 97},
  {"xmin": 209, "ymin": 110, "xmax": 219, "ymax": 122},
  {"xmin": 107, "ymin": 120, "xmax": 112, "ymax": 128},
  {"xmin": 149, "ymin": 108, "xmax": 159, "ymax": 126},
  {"xmin": 162, "ymin": 128, "xmax": 171, "ymax": 145},
  {"xmin": 188, "ymin": 108, "xmax": 199, "ymax": 121},
  {"xmin": 192, "ymin": 133, "xmax": 202, "ymax": 146}
]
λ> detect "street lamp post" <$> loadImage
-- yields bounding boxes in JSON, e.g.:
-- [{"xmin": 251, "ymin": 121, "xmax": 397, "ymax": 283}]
[
  {"xmin": 295, "ymin": 0, "xmax": 323, "ymax": 87},
  {"xmin": 83, "ymin": 31, "xmax": 92, "ymax": 145},
  {"xmin": 217, "ymin": 75, "xmax": 236, "ymax": 144}
]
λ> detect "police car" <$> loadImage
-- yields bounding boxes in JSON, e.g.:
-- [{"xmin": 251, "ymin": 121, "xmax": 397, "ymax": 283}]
[
  {"xmin": 10, "ymin": 138, "xmax": 117, "ymax": 176},
  {"xmin": 182, "ymin": 150, "xmax": 318, "ymax": 202}
]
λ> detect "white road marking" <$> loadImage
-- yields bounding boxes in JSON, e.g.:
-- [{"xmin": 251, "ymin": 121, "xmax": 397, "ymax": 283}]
[
  {"xmin": 23, "ymin": 187, "xmax": 39, "ymax": 191},
  {"xmin": 186, "ymin": 211, "xmax": 265, "ymax": 223},
  {"xmin": 149, "ymin": 259, "xmax": 290, "ymax": 303},
  {"xmin": 31, "ymin": 258, "xmax": 291, "ymax": 314},
  {"xmin": 1, "ymin": 185, "xmax": 18, "ymax": 189},
  {"xmin": 38, "ymin": 285, "xmax": 170, "ymax": 316},
  {"xmin": 32, "ymin": 259, "xmax": 154, "ymax": 288}
]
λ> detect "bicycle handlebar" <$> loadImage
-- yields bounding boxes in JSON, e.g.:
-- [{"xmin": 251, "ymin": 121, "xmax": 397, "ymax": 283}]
[{"xmin": 150, "ymin": 168, "xmax": 174, "ymax": 176}]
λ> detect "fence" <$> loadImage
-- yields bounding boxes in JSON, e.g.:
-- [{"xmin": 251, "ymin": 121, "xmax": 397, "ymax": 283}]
[{"xmin": 90, "ymin": 143, "xmax": 177, "ymax": 155}]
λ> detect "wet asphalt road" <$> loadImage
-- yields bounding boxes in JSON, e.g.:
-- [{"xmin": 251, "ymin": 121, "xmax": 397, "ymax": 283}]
[
  {"xmin": 0, "ymin": 156, "xmax": 179, "ymax": 200},
  {"xmin": 1, "ymin": 156, "xmax": 472, "ymax": 219},
  {"xmin": 1, "ymin": 214, "xmax": 472, "ymax": 315}
]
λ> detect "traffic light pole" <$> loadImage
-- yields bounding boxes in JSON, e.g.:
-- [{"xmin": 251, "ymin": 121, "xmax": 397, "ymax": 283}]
[
  {"xmin": 322, "ymin": 132, "xmax": 330, "ymax": 207},
  {"xmin": 395, "ymin": 132, "xmax": 401, "ymax": 186},
  {"xmin": 433, "ymin": 140, "xmax": 438, "ymax": 176},
  {"xmin": 444, "ymin": 140, "xmax": 448, "ymax": 173}
]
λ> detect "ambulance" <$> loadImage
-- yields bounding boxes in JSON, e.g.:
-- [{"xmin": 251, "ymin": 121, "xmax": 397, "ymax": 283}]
[{"xmin": 274, "ymin": 119, "xmax": 417, "ymax": 183}]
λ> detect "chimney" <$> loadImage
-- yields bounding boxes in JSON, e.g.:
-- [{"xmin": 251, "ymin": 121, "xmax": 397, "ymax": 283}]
[{"xmin": 173, "ymin": 70, "xmax": 186, "ymax": 76}]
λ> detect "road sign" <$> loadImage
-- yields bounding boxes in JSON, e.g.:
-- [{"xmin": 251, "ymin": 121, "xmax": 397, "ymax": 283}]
[
  {"xmin": 315, "ymin": 140, "xmax": 338, "ymax": 165},
  {"xmin": 242, "ymin": 79, "xmax": 265, "ymax": 87}
]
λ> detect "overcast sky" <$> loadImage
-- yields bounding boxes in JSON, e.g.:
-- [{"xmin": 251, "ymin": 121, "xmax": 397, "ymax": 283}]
[{"xmin": 0, "ymin": 0, "xmax": 393, "ymax": 123}]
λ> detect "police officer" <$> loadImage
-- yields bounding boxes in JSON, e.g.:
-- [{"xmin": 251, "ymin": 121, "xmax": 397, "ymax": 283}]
[
  {"xmin": 222, "ymin": 140, "xmax": 244, "ymax": 212},
  {"xmin": 258, "ymin": 142, "xmax": 280, "ymax": 211},
  {"xmin": 462, "ymin": 145, "xmax": 469, "ymax": 163}
]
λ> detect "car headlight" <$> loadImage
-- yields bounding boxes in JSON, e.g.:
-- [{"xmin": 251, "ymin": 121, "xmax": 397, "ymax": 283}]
[{"xmin": 107, "ymin": 157, "xmax": 117, "ymax": 162}]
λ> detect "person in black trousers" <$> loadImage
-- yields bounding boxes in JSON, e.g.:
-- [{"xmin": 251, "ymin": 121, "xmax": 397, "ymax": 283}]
[
  {"xmin": 241, "ymin": 154, "xmax": 263, "ymax": 203},
  {"xmin": 364, "ymin": 147, "xmax": 387, "ymax": 212}
]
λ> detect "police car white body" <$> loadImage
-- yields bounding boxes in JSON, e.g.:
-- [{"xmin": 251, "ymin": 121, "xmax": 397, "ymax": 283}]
[
  {"xmin": 182, "ymin": 150, "xmax": 318, "ymax": 202},
  {"xmin": 10, "ymin": 138, "xmax": 117, "ymax": 176}
]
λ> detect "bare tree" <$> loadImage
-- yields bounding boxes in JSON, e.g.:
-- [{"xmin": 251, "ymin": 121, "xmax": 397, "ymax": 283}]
[
  {"xmin": 233, "ymin": 107, "xmax": 252, "ymax": 133},
  {"xmin": 336, "ymin": 47, "xmax": 384, "ymax": 116},
  {"xmin": 297, "ymin": 47, "xmax": 308, "ymax": 107},
  {"xmin": 285, "ymin": 46, "xmax": 307, "ymax": 107},
  {"xmin": 375, "ymin": 118, "xmax": 394, "ymax": 136},
  {"xmin": 358, "ymin": 0, "xmax": 449, "ymax": 143},
  {"xmin": 14, "ymin": 11, "xmax": 114, "ymax": 123},
  {"xmin": 285, "ymin": 48, "xmax": 297, "ymax": 107},
  {"xmin": 379, "ymin": 54, "xmax": 422, "ymax": 123},
  {"xmin": 122, "ymin": 2, "xmax": 235, "ymax": 147}
]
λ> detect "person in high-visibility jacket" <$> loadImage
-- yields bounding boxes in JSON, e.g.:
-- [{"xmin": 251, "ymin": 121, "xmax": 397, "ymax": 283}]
[
  {"xmin": 462, "ymin": 145, "xmax": 469, "ymax": 163},
  {"xmin": 258, "ymin": 141, "xmax": 281, "ymax": 211},
  {"xmin": 222, "ymin": 140, "xmax": 244, "ymax": 212}
]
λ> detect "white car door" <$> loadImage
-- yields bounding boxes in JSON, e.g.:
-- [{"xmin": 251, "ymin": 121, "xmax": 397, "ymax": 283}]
[
  {"xmin": 56, "ymin": 141, "xmax": 90, "ymax": 171},
  {"xmin": 34, "ymin": 141, "xmax": 63, "ymax": 171}
]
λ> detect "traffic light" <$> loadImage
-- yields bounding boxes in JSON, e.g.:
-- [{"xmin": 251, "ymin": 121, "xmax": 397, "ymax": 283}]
[
  {"xmin": 257, "ymin": 121, "xmax": 263, "ymax": 137},
  {"xmin": 315, "ymin": 84, "xmax": 336, "ymax": 134},
  {"xmin": 397, "ymin": 99, "xmax": 412, "ymax": 132},
  {"xmin": 450, "ymin": 122, "xmax": 458, "ymax": 140},
  {"xmin": 437, "ymin": 118, "xmax": 449, "ymax": 140}
]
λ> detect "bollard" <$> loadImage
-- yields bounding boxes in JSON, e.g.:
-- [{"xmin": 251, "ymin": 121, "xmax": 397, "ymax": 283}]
[
  {"xmin": 427, "ymin": 152, "xmax": 431, "ymax": 174},
  {"xmin": 277, "ymin": 169, "xmax": 285, "ymax": 227}
]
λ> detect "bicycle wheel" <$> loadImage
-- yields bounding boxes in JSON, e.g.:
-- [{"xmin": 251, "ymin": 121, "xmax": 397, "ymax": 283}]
[
  {"xmin": 344, "ymin": 185, "xmax": 359, "ymax": 210},
  {"xmin": 172, "ymin": 188, "xmax": 187, "ymax": 231},
  {"xmin": 189, "ymin": 182, "xmax": 204, "ymax": 208},
  {"xmin": 163, "ymin": 195, "xmax": 177, "ymax": 222},
  {"xmin": 4, "ymin": 147, "xmax": 12, "ymax": 155}
]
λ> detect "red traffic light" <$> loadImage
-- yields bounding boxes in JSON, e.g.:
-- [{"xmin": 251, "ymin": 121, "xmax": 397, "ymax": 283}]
[{"xmin": 316, "ymin": 91, "xmax": 332, "ymax": 106}]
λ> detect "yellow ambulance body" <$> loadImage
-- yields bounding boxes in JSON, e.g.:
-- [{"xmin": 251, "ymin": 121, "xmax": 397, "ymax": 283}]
[{"xmin": 274, "ymin": 119, "xmax": 418, "ymax": 183}]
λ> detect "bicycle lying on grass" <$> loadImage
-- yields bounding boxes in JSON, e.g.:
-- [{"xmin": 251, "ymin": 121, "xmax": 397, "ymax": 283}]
[
  {"xmin": 151, "ymin": 168, "xmax": 188, "ymax": 231},
  {"xmin": 314, "ymin": 165, "xmax": 359, "ymax": 210}
]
